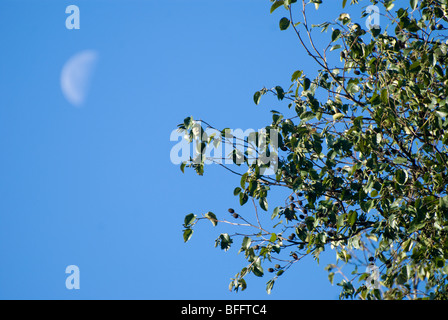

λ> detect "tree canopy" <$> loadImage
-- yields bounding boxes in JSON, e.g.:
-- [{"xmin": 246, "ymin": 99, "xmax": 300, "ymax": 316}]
[{"xmin": 177, "ymin": 0, "xmax": 448, "ymax": 299}]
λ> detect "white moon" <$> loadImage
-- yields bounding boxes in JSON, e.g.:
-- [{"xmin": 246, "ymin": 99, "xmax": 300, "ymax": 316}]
[{"xmin": 61, "ymin": 50, "xmax": 98, "ymax": 107}]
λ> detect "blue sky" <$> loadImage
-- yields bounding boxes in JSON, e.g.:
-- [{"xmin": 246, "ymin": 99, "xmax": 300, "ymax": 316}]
[{"xmin": 0, "ymin": 0, "xmax": 379, "ymax": 299}]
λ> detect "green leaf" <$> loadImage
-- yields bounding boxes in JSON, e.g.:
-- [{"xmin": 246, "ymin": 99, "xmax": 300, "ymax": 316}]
[
  {"xmin": 180, "ymin": 161, "xmax": 186, "ymax": 173},
  {"xmin": 184, "ymin": 213, "xmax": 196, "ymax": 226},
  {"xmin": 275, "ymin": 86, "xmax": 285, "ymax": 100},
  {"xmin": 408, "ymin": 212, "xmax": 426, "ymax": 233},
  {"xmin": 254, "ymin": 91, "xmax": 262, "ymax": 105},
  {"xmin": 240, "ymin": 192, "xmax": 249, "ymax": 206},
  {"xmin": 305, "ymin": 216, "xmax": 315, "ymax": 231},
  {"xmin": 291, "ymin": 70, "xmax": 302, "ymax": 82},
  {"xmin": 252, "ymin": 258, "xmax": 264, "ymax": 277},
  {"xmin": 363, "ymin": 199, "xmax": 375, "ymax": 213},
  {"xmin": 337, "ymin": 213, "xmax": 346, "ymax": 229},
  {"xmin": 380, "ymin": 89, "xmax": 388, "ymax": 104},
  {"xmin": 395, "ymin": 169, "xmax": 408, "ymax": 185},
  {"xmin": 348, "ymin": 211, "xmax": 358, "ymax": 227},
  {"xmin": 205, "ymin": 212, "xmax": 218, "ymax": 227},
  {"xmin": 252, "ymin": 265, "xmax": 264, "ymax": 277},
  {"xmin": 439, "ymin": 195, "xmax": 448, "ymax": 210},
  {"xmin": 183, "ymin": 229, "xmax": 193, "ymax": 242},
  {"xmin": 240, "ymin": 172, "xmax": 248, "ymax": 189},
  {"xmin": 271, "ymin": 207, "xmax": 280, "ymax": 219},
  {"xmin": 409, "ymin": 61, "xmax": 421, "ymax": 72},
  {"xmin": 270, "ymin": 0, "xmax": 284, "ymax": 14},
  {"xmin": 371, "ymin": 26, "xmax": 381, "ymax": 37},
  {"xmin": 272, "ymin": 244, "xmax": 281, "ymax": 254},
  {"xmin": 333, "ymin": 113, "xmax": 344, "ymax": 121},
  {"xmin": 338, "ymin": 13, "xmax": 351, "ymax": 24},
  {"xmin": 331, "ymin": 29, "xmax": 341, "ymax": 42},
  {"xmin": 364, "ymin": 175, "xmax": 375, "ymax": 193},
  {"xmin": 183, "ymin": 116, "xmax": 193, "ymax": 129},
  {"xmin": 269, "ymin": 233, "xmax": 278, "ymax": 243},
  {"xmin": 279, "ymin": 17, "xmax": 290, "ymax": 30},
  {"xmin": 237, "ymin": 278, "xmax": 247, "ymax": 291},
  {"xmin": 303, "ymin": 78, "xmax": 311, "ymax": 90},
  {"xmin": 393, "ymin": 157, "xmax": 407, "ymax": 165},
  {"xmin": 260, "ymin": 197, "xmax": 268, "ymax": 211},
  {"xmin": 300, "ymin": 111, "xmax": 316, "ymax": 122},
  {"xmin": 266, "ymin": 279, "xmax": 275, "ymax": 294},
  {"xmin": 347, "ymin": 80, "xmax": 360, "ymax": 94},
  {"xmin": 384, "ymin": 1, "xmax": 394, "ymax": 11},
  {"xmin": 410, "ymin": 0, "xmax": 418, "ymax": 10},
  {"xmin": 434, "ymin": 65, "xmax": 444, "ymax": 78},
  {"xmin": 435, "ymin": 106, "xmax": 448, "ymax": 118},
  {"xmin": 216, "ymin": 233, "xmax": 233, "ymax": 251},
  {"xmin": 402, "ymin": 238, "xmax": 414, "ymax": 252},
  {"xmin": 241, "ymin": 236, "xmax": 252, "ymax": 251},
  {"xmin": 330, "ymin": 44, "xmax": 341, "ymax": 51},
  {"xmin": 328, "ymin": 272, "xmax": 335, "ymax": 284}
]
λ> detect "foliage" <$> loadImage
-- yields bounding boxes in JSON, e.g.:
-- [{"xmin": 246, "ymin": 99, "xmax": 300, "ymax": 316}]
[{"xmin": 177, "ymin": 0, "xmax": 448, "ymax": 299}]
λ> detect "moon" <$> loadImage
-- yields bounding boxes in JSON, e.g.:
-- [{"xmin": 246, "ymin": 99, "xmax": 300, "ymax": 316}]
[{"xmin": 61, "ymin": 50, "xmax": 98, "ymax": 107}]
